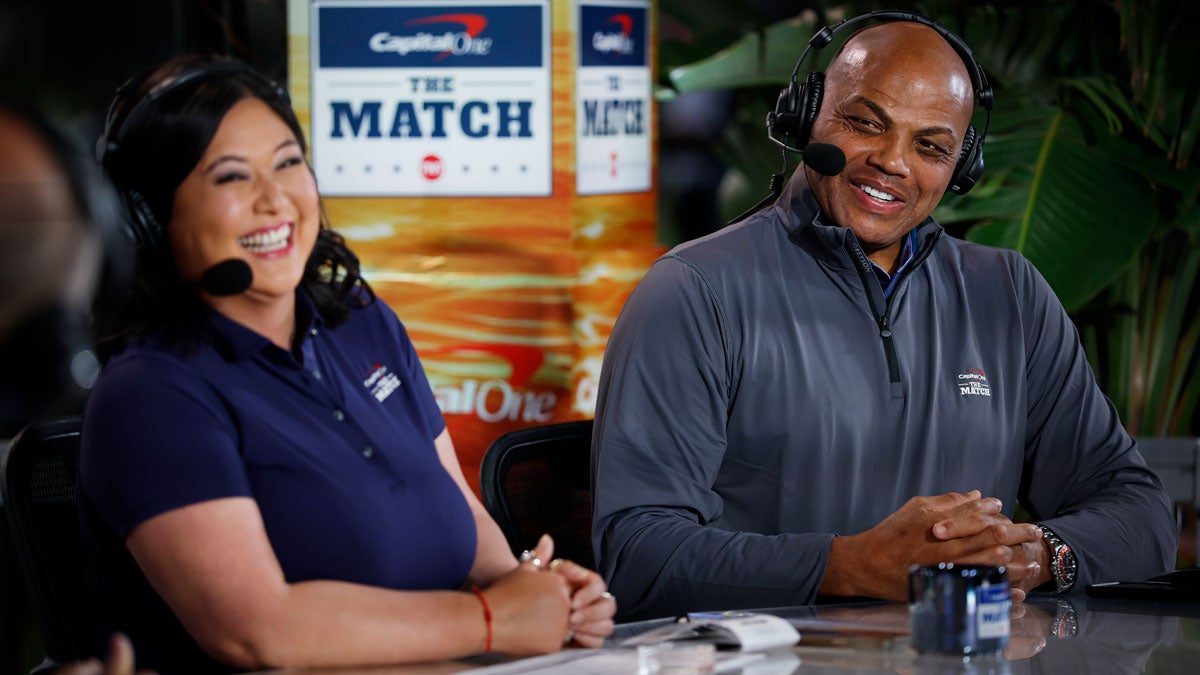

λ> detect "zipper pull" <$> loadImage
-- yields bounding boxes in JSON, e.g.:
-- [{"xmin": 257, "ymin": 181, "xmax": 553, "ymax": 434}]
[{"xmin": 878, "ymin": 314, "xmax": 892, "ymax": 340}]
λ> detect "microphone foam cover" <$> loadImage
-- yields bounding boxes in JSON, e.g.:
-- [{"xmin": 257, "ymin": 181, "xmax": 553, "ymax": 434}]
[
  {"xmin": 200, "ymin": 259, "xmax": 253, "ymax": 296},
  {"xmin": 803, "ymin": 143, "xmax": 846, "ymax": 177}
]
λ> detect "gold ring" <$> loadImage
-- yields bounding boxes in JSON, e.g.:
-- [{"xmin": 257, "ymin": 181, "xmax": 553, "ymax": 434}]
[
  {"xmin": 519, "ymin": 549, "xmax": 544, "ymax": 568},
  {"xmin": 549, "ymin": 558, "xmax": 566, "ymax": 571}
]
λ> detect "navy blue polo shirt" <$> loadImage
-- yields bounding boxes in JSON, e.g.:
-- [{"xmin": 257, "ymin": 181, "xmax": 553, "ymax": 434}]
[{"xmin": 79, "ymin": 290, "xmax": 476, "ymax": 673}]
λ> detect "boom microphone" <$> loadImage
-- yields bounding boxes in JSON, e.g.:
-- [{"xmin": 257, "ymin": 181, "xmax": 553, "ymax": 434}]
[
  {"xmin": 727, "ymin": 142, "xmax": 847, "ymax": 226},
  {"xmin": 199, "ymin": 259, "xmax": 253, "ymax": 296},
  {"xmin": 802, "ymin": 143, "xmax": 846, "ymax": 177}
]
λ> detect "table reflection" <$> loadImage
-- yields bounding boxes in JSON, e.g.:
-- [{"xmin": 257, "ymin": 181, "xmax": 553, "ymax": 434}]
[
  {"xmin": 759, "ymin": 595, "xmax": 1193, "ymax": 674},
  {"xmin": 262, "ymin": 595, "xmax": 1198, "ymax": 674}
]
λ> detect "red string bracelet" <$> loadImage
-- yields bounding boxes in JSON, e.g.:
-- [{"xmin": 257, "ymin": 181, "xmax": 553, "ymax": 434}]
[{"xmin": 469, "ymin": 584, "xmax": 493, "ymax": 653}]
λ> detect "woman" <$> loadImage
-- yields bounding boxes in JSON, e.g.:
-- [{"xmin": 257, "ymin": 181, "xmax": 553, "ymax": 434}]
[{"xmin": 81, "ymin": 55, "xmax": 615, "ymax": 674}]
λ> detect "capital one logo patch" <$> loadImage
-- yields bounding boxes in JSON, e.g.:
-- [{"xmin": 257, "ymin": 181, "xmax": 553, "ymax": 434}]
[
  {"xmin": 364, "ymin": 363, "xmax": 402, "ymax": 402},
  {"xmin": 957, "ymin": 369, "xmax": 992, "ymax": 397}
]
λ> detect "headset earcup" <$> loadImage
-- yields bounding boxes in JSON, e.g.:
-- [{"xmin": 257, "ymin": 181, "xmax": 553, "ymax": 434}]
[
  {"xmin": 123, "ymin": 188, "xmax": 165, "ymax": 251},
  {"xmin": 794, "ymin": 71, "xmax": 824, "ymax": 149},
  {"xmin": 949, "ymin": 124, "xmax": 983, "ymax": 195},
  {"xmin": 770, "ymin": 83, "xmax": 798, "ymax": 138}
]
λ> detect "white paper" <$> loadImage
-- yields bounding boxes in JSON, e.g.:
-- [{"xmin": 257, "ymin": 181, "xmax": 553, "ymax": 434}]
[
  {"xmin": 618, "ymin": 612, "xmax": 801, "ymax": 651},
  {"xmin": 457, "ymin": 648, "xmax": 764, "ymax": 674}
]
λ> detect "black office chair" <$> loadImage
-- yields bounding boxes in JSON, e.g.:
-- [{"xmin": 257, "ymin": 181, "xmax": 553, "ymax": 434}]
[
  {"xmin": 1, "ymin": 415, "xmax": 93, "ymax": 670},
  {"xmin": 480, "ymin": 420, "xmax": 595, "ymax": 569}
]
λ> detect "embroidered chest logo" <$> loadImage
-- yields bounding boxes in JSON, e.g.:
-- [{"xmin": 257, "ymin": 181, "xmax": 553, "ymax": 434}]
[
  {"xmin": 363, "ymin": 363, "xmax": 402, "ymax": 403},
  {"xmin": 957, "ymin": 369, "xmax": 992, "ymax": 397}
]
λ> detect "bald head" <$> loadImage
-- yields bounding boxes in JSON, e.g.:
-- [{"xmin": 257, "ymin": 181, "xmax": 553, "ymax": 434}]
[
  {"xmin": 826, "ymin": 22, "xmax": 975, "ymax": 131},
  {"xmin": 804, "ymin": 20, "xmax": 981, "ymax": 273}
]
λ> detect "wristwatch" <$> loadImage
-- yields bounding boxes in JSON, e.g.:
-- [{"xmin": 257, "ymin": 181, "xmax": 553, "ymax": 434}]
[
  {"xmin": 1038, "ymin": 524, "xmax": 1077, "ymax": 594},
  {"xmin": 1050, "ymin": 600, "xmax": 1079, "ymax": 639}
]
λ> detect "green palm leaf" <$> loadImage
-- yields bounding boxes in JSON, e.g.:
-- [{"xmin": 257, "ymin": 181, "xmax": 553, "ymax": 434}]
[
  {"xmin": 938, "ymin": 106, "xmax": 1157, "ymax": 311},
  {"xmin": 666, "ymin": 18, "xmax": 816, "ymax": 94}
]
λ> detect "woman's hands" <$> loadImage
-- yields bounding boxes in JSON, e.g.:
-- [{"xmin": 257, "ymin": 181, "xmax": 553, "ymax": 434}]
[
  {"xmin": 550, "ymin": 555, "xmax": 617, "ymax": 648},
  {"xmin": 482, "ymin": 534, "xmax": 617, "ymax": 655},
  {"xmin": 482, "ymin": 547, "xmax": 572, "ymax": 656},
  {"xmin": 530, "ymin": 533, "xmax": 617, "ymax": 648}
]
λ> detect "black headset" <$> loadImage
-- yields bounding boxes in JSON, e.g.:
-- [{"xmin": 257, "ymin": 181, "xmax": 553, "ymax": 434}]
[
  {"xmin": 765, "ymin": 10, "xmax": 994, "ymax": 195},
  {"xmin": 95, "ymin": 59, "xmax": 291, "ymax": 252}
]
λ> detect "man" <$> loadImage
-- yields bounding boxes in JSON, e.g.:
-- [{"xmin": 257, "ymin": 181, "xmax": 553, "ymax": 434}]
[{"xmin": 590, "ymin": 19, "xmax": 1176, "ymax": 620}]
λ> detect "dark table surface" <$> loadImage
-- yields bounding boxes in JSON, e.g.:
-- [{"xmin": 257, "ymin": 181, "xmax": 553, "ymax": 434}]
[{"xmin": 255, "ymin": 592, "xmax": 1200, "ymax": 674}]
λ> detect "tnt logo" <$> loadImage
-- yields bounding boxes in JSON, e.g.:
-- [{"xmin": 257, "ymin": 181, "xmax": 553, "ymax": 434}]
[{"xmin": 421, "ymin": 155, "xmax": 443, "ymax": 180}]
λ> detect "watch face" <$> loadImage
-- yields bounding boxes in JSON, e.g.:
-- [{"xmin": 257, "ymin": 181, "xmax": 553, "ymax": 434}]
[
  {"xmin": 1052, "ymin": 603, "xmax": 1079, "ymax": 639},
  {"xmin": 1041, "ymin": 525, "xmax": 1077, "ymax": 593},
  {"xmin": 1057, "ymin": 555, "xmax": 1076, "ymax": 592}
]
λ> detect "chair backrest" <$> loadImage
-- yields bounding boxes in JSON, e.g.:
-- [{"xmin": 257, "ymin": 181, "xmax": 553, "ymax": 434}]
[
  {"xmin": 480, "ymin": 420, "xmax": 595, "ymax": 568},
  {"xmin": 1137, "ymin": 436, "xmax": 1200, "ymax": 562},
  {"xmin": 1, "ymin": 415, "xmax": 93, "ymax": 665}
]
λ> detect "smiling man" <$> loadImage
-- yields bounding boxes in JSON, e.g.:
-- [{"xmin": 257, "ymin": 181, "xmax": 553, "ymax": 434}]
[{"xmin": 590, "ymin": 17, "xmax": 1176, "ymax": 620}]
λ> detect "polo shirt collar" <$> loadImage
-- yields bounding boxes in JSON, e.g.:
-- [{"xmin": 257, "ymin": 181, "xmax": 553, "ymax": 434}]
[{"xmin": 204, "ymin": 289, "xmax": 325, "ymax": 361}]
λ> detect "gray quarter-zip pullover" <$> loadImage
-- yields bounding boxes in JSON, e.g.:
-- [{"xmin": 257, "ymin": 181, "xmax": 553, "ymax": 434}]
[{"xmin": 591, "ymin": 168, "xmax": 1176, "ymax": 620}]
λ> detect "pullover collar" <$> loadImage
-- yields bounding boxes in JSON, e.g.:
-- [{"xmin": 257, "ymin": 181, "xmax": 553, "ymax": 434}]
[{"xmin": 774, "ymin": 165, "xmax": 942, "ymax": 272}]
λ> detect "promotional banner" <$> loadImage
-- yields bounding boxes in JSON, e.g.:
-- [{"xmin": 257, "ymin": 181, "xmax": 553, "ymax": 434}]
[
  {"xmin": 311, "ymin": 1, "xmax": 553, "ymax": 195},
  {"xmin": 289, "ymin": 0, "xmax": 659, "ymax": 495},
  {"xmin": 575, "ymin": 1, "xmax": 652, "ymax": 194}
]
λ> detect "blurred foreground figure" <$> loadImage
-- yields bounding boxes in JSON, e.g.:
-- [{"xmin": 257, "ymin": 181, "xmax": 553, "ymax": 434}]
[{"xmin": 0, "ymin": 105, "xmax": 104, "ymax": 437}]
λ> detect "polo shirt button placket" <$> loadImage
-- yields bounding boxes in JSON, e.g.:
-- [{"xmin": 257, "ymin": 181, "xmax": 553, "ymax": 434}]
[
  {"xmin": 333, "ymin": 409, "xmax": 345, "ymax": 422},
  {"xmin": 362, "ymin": 445, "xmax": 375, "ymax": 459}
]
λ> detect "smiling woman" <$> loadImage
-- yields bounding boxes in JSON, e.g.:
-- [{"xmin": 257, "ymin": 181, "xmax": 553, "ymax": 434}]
[
  {"xmin": 165, "ymin": 97, "xmax": 320, "ymax": 345},
  {"xmin": 82, "ymin": 55, "xmax": 616, "ymax": 674}
]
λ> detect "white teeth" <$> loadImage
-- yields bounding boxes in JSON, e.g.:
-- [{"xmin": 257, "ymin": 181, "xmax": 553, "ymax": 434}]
[
  {"xmin": 860, "ymin": 184, "xmax": 896, "ymax": 202},
  {"xmin": 239, "ymin": 224, "xmax": 292, "ymax": 253}
]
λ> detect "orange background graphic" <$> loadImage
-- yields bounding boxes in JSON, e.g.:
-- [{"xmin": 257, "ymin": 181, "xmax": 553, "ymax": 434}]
[{"xmin": 288, "ymin": 1, "xmax": 661, "ymax": 494}]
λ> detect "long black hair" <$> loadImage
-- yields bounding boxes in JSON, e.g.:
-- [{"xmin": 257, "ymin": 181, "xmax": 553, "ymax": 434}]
[{"xmin": 95, "ymin": 54, "xmax": 373, "ymax": 358}]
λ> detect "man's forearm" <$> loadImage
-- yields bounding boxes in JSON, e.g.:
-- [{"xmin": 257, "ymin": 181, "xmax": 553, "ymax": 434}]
[{"xmin": 600, "ymin": 510, "xmax": 834, "ymax": 619}]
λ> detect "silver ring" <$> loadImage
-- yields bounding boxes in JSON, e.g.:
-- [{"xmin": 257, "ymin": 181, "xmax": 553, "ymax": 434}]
[
  {"xmin": 601, "ymin": 591, "xmax": 616, "ymax": 603},
  {"xmin": 563, "ymin": 628, "xmax": 575, "ymax": 645},
  {"xmin": 519, "ymin": 549, "xmax": 544, "ymax": 568}
]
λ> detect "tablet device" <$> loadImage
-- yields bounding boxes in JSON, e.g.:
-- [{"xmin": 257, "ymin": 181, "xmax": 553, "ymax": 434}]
[{"xmin": 1085, "ymin": 567, "xmax": 1200, "ymax": 601}]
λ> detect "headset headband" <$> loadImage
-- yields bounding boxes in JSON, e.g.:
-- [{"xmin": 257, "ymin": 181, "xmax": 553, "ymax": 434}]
[
  {"xmin": 94, "ymin": 58, "xmax": 291, "ymax": 252},
  {"xmin": 790, "ymin": 10, "xmax": 993, "ymax": 112},
  {"xmin": 96, "ymin": 59, "xmax": 289, "ymax": 168}
]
